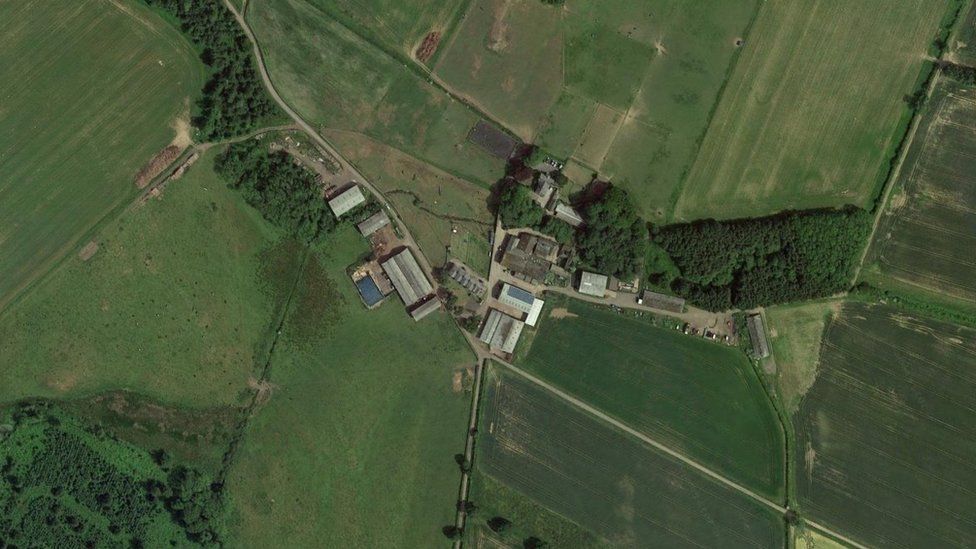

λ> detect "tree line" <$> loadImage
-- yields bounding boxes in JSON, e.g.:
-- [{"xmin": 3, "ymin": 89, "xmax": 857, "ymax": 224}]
[
  {"xmin": 651, "ymin": 207, "xmax": 872, "ymax": 311},
  {"xmin": 144, "ymin": 0, "xmax": 280, "ymax": 140}
]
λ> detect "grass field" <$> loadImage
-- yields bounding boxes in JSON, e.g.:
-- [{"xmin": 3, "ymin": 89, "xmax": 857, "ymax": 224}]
[
  {"xmin": 476, "ymin": 364, "xmax": 785, "ymax": 547},
  {"xmin": 864, "ymin": 78, "xmax": 976, "ymax": 306},
  {"xmin": 249, "ymin": 0, "xmax": 504, "ymax": 187},
  {"xmin": 324, "ymin": 129, "xmax": 494, "ymax": 274},
  {"xmin": 520, "ymin": 297, "xmax": 785, "ymax": 500},
  {"xmin": 224, "ymin": 226, "xmax": 475, "ymax": 547},
  {"xmin": 794, "ymin": 301, "xmax": 976, "ymax": 547},
  {"xmin": 0, "ymin": 151, "xmax": 300, "ymax": 407},
  {"xmin": 675, "ymin": 0, "xmax": 949, "ymax": 221},
  {"xmin": 794, "ymin": 527, "xmax": 847, "ymax": 549},
  {"xmin": 950, "ymin": 1, "xmax": 976, "ymax": 65},
  {"xmin": 434, "ymin": 0, "xmax": 758, "ymax": 220},
  {"xmin": 0, "ymin": 0, "xmax": 203, "ymax": 312},
  {"xmin": 296, "ymin": 0, "xmax": 467, "ymax": 62},
  {"xmin": 764, "ymin": 301, "xmax": 840, "ymax": 414}
]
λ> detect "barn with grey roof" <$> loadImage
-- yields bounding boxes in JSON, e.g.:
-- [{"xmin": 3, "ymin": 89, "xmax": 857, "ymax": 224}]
[
  {"xmin": 328, "ymin": 185, "xmax": 366, "ymax": 217},
  {"xmin": 478, "ymin": 309, "xmax": 524, "ymax": 354},
  {"xmin": 357, "ymin": 210, "xmax": 390, "ymax": 236},
  {"xmin": 381, "ymin": 248, "xmax": 432, "ymax": 307}
]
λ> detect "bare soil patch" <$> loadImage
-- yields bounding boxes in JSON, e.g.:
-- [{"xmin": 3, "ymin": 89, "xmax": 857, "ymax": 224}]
[
  {"xmin": 415, "ymin": 31, "xmax": 441, "ymax": 63},
  {"xmin": 133, "ymin": 144, "xmax": 182, "ymax": 188},
  {"xmin": 78, "ymin": 240, "xmax": 99, "ymax": 261},
  {"xmin": 487, "ymin": 0, "xmax": 512, "ymax": 52},
  {"xmin": 549, "ymin": 307, "xmax": 577, "ymax": 319}
]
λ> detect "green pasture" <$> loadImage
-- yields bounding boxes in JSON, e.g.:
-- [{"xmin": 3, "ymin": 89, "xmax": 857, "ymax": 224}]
[
  {"xmin": 248, "ymin": 0, "xmax": 504, "ymax": 186},
  {"xmin": 0, "ymin": 151, "xmax": 300, "ymax": 407},
  {"xmin": 297, "ymin": 0, "xmax": 465, "ymax": 61},
  {"xmin": 476, "ymin": 364, "xmax": 785, "ymax": 547},
  {"xmin": 521, "ymin": 297, "xmax": 785, "ymax": 500},
  {"xmin": 0, "ymin": 0, "xmax": 203, "ymax": 312},
  {"xmin": 433, "ymin": 0, "xmax": 757, "ymax": 221},
  {"xmin": 794, "ymin": 301, "xmax": 976, "ymax": 547},
  {"xmin": 865, "ymin": 78, "xmax": 976, "ymax": 307},
  {"xmin": 676, "ymin": 0, "xmax": 950, "ymax": 221},
  {"xmin": 224, "ymin": 227, "xmax": 475, "ymax": 547},
  {"xmin": 764, "ymin": 301, "xmax": 838, "ymax": 414}
]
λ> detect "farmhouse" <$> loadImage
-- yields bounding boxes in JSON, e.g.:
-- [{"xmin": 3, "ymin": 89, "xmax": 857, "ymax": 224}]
[
  {"xmin": 328, "ymin": 185, "xmax": 366, "ymax": 218},
  {"xmin": 554, "ymin": 202, "xmax": 584, "ymax": 228},
  {"xmin": 578, "ymin": 271, "xmax": 608, "ymax": 297},
  {"xmin": 498, "ymin": 282, "xmax": 545, "ymax": 326},
  {"xmin": 356, "ymin": 210, "xmax": 390, "ymax": 236},
  {"xmin": 747, "ymin": 314, "xmax": 770, "ymax": 358},
  {"xmin": 640, "ymin": 290, "xmax": 685, "ymax": 313},
  {"xmin": 532, "ymin": 173, "xmax": 558, "ymax": 209},
  {"xmin": 478, "ymin": 309, "xmax": 525, "ymax": 354},
  {"xmin": 500, "ymin": 233, "xmax": 557, "ymax": 283},
  {"xmin": 381, "ymin": 248, "xmax": 433, "ymax": 307},
  {"xmin": 409, "ymin": 297, "xmax": 441, "ymax": 321}
]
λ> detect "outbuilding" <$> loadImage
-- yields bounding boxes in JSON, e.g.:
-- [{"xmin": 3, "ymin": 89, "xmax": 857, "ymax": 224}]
[
  {"xmin": 328, "ymin": 185, "xmax": 366, "ymax": 218},
  {"xmin": 478, "ymin": 309, "xmax": 524, "ymax": 354},
  {"xmin": 381, "ymin": 248, "xmax": 433, "ymax": 307},
  {"xmin": 747, "ymin": 314, "xmax": 770, "ymax": 358},
  {"xmin": 577, "ymin": 271, "xmax": 608, "ymax": 297},
  {"xmin": 357, "ymin": 210, "xmax": 390, "ymax": 236}
]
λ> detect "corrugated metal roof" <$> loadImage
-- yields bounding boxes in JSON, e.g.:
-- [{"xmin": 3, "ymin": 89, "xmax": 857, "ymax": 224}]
[
  {"xmin": 525, "ymin": 299, "xmax": 545, "ymax": 326},
  {"xmin": 328, "ymin": 186, "xmax": 366, "ymax": 217},
  {"xmin": 357, "ymin": 210, "xmax": 390, "ymax": 235},
  {"xmin": 499, "ymin": 283, "xmax": 535, "ymax": 313},
  {"xmin": 409, "ymin": 298, "xmax": 440, "ymax": 321},
  {"xmin": 578, "ymin": 272, "xmax": 608, "ymax": 297},
  {"xmin": 381, "ymin": 248, "xmax": 432, "ymax": 306}
]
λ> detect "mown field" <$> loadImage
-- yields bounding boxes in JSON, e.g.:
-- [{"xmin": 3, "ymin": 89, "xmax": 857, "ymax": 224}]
[
  {"xmin": 520, "ymin": 297, "xmax": 785, "ymax": 500},
  {"xmin": 0, "ymin": 151, "xmax": 299, "ymax": 407},
  {"xmin": 0, "ymin": 0, "xmax": 203, "ymax": 312},
  {"xmin": 248, "ymin": 0, "xmax": 504, "ymax": 187},
  {"xmin": 764, "ymin": 301, "xmax": 839, "ymax": 414},
  {"xmin": 950, "ymin": 1, "xmax": 976, "ymax": 66},
  {"xmin": 864, "ymin": 79, "xmax": 976, "ymax": 307},
  {"xmin": 224, "ymin": 226, "xmax": 475, "ymax": 547},
  {"xmin": 675, "ymin": 0, "xmax": 949, "ymax": 221},
  {"xmin": 794, "ymin": 301, "xmax": 976, "ymax": 547},
  {"xmin": 476, "ymin": 365, "xmax": 785, "ymax": 548},
  {"xmin": 434, "ymin": 0, "xmax": 758, "ymax": 220},
  {"xmin": 324, "ymin": 129, "xmax": 494, "ymax": 275}
]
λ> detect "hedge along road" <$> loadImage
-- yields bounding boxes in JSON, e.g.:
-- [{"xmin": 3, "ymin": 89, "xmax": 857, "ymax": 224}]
[{"xmin": 222, "ymin": 3, "xmax": 866, "ymax": 547}]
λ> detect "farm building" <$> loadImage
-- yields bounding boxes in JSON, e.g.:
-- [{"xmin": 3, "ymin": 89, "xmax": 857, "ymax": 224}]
[
  {"xmin": 554, "ymin": 202, "xmax": 584, "ymax": 228},
  {"xmin": 533, "ymin": 174, "xmax": 557, "ymax": 208},
  {"xmin": 478, "ymin": 309, "xmax": 525, "ymax": 354},
  {"xmin": 747, "ymin": 314, "xmax": 770, "ymax": 358},
  {"xmin": 500, "ymin": 233, "xmax": 557, "ymax": 283},
  {"xmin": 498, "ymin": 283, "xmax": 545, "ymax": 326},
  {"xmin": 353, "ymin": 274, "xmax": 386, "ymax": 308},
  {"xmin": 328, "ymin": 185, "xmax": 366, "ymax": 217},
  {"xmin": 578, "ymin": 271, "xmax": 608, "ymax": 297},
  {"xmin": 641, "ymin": 290, "xmax": 685, "ymax": 313},
  {"xmin": 409, "ymin": 297, "xmax": 441, "ymax": 321},
  {"xmin": 381, "ymin": 248, "xmax": 433, "ymax": 307},
  {"xmin": 357, "ymin": 210, "xmax": 390, "ymax": 236},
  {"xmin": 447, "ymin": 261, "xmax": 486, "ymax": 297}
]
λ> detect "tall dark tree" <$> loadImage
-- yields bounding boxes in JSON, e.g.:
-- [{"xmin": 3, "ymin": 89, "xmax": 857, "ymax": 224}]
[{"xmin": 576, "ymin": 186, "xmax": 647, "ymax": 279}]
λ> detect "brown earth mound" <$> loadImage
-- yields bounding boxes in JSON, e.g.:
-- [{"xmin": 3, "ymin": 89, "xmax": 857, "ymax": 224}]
[
  {"xmin": 133, "ymin": 144, "xmax": 182, "ymax": 188},
  {"xmin": 415, "ymin": 31, "xmax": 441, "ymax": 63}
]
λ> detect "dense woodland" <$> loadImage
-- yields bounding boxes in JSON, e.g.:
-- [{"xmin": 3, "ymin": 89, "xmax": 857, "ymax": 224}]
[
  {"xmin": 577, "ymin": 187, "xmax": 647, "ymax": 279},
  {"xmin": 651, "ymin": 208, "xmax": 872, "ymax": 311},
  {"xmin": 0, "ymin": 402, "xmax": 221, "ymax": 548},
  {"xmin": 215, "ymin": 140, "xmax": 336, "ymax": 242},
  {"xmin": 495, "ymin": 181, "xmax": 577, "ymax": 245},
  {"xmin": 941, "ymin": 61, "xmax": 976, "ymax": 85},
  {"xmin": 144, "ymin": 0, "xmax": 279, "ymax": 140}
]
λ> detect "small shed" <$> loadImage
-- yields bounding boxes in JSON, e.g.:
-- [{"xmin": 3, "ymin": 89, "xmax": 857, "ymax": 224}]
[
  {"xmin": 409, "ymin": 297, "xmax": 441, "ymax": 321},
  {"xmin": 554, "ymin": 202, "xmax": 584, "ymax": 228},
  {"xmin": 578, "ymin": 271, "xmax": 608, "ymax": 297},
  {"xmin": 747, "ymin": 314, "xmax": 770, "ymax": 358},
  {"xmin": 328, "ymin": 185, "xmax": 366, "ymax": 218}
]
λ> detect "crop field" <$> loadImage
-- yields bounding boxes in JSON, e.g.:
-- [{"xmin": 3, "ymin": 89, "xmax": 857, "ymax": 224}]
[
  {"xmin": 0, "ymin": 151, "xmax": 299, "ymax": 407},
  {"xmin": 764, "ymin": 301, "xmax": 840, "ymax": 413},
  {"xmin": 434, "ymin": 0, "xmax": 758, "ymax": 220},
  {"xmin": 520, "ymin": 297, "xmax": 785, "ymax": 499},
  {"xmin": 950, "ymin": 1, "xmax": 976, "ymax": 66},
  {"xmin": 0, "ymin": 0, "xmax": 203, "ymax": 312},
  {"xmin": 675, "ymin": 0, "xmax": 950, "ymax": 221},
  {"xmin": 794, "ymin": 301, "xmax": 976, "ymax": 547},
  {"xmin": 477, "ymin": 365, "xmax": 785, "ymax": 547},
  {"xmin": 324, "ymin": 129, "xmax": 494, "ymax": 274},
  {"xmin": 249, "ymin": 0, "xmax": 504, "ymax": 187},
  {"xmin": 865, "ymin": 80, "xmax": 976, "ymax": 306},
  {"xmin": 295, "ymin": 0, "xmax": 467, "ymax": 63},
  {"xmin": 224, "ymin": 227, "xmax": 475, "ymax": 547}
]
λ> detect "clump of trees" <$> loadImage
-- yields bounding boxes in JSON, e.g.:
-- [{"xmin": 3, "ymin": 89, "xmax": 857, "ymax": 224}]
[
  {"xmin": 144, "ymin": 0, "xmax": 279, "ymax": 139},
  {"xmin": 577, "ymin": 186, "xmax": 647, "ymax": 279},
  {"xmin": 496, "ymin": 181, "xmax": 544, "ymax": 229},
  {"xmin": 651, "ymin": 207, "xmax": 872, "ymax": 311},
  {"xmin": 940, "ymin": 60, "xmax": 976, "ymax": 85},
  {"xmin": 215, "ymin": 140, "xmax": 336, "ymax": 242}
]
